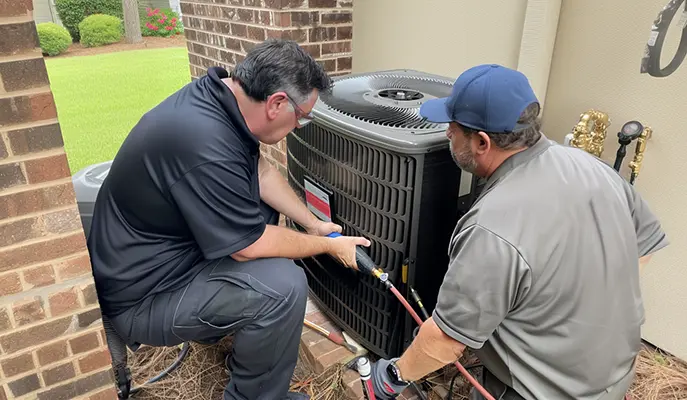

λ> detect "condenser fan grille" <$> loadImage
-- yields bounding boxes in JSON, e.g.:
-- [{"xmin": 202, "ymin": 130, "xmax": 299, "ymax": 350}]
[{"xmin": 319, "ymin": 73, "xmax": 453, "ymax": 131}]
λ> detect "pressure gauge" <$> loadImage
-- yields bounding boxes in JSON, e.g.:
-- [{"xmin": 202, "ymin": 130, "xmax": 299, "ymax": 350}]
[{"xmin": 619, "ymin": 121, "xmax": 644, "ymax": 142}]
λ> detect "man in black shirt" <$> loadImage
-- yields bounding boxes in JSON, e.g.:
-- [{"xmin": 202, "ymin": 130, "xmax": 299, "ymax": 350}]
[{"xmin": 87, "ymin": 39, "xmax": 370, "ymax": 400}]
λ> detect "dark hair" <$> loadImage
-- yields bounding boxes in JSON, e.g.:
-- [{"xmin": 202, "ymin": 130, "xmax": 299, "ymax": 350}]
[
  {"xmin": 460, "ymin": 102, "xmax": 542, "ymax": 150},
  {"xmin": 230, "ymin": 38, "xmax": 333, "ymax": 104}
]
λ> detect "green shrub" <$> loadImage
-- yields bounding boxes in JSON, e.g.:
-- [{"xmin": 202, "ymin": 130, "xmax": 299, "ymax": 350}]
[
  {"xmin": 78, "ymin": 14, "xmax": 122, "ymax": 47},
  {"xmin": 36, "ymin": 22, "xmax": 72, "ymax": 56},
  {"xmin": 54, "ymin": 0, "xmax": 122, "ymax": 41},
  {"xmin": 141, "ymin": 7, "xmax": 184, "ymax": 37}
]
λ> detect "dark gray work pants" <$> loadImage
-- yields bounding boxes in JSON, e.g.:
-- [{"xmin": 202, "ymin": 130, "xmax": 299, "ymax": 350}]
[
  {"xmin": 469, "ymin": 363, "xmax": 634, "ymax": 400},
  {"xmin": 468, "ymin": 368, "xmax": 525, "ymax": 400},
  {"xmin": 110, "ymin": 204, "xmax": 309, "ymax": 400}
]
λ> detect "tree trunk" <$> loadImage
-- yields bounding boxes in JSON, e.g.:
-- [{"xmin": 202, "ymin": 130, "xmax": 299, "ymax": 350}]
[{"xmin": 122, "ymin": 0, "xmax": 142, "ymax": 44}]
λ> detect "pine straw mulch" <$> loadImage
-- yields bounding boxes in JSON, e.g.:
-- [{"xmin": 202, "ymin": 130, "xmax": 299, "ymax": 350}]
[
  {"xmin": 125, "ymin": 338, "xmax": 687, "ymax": 400},
  {"xmin": 629, "ymin": 345, "xmax": 687, "ymax": 400},
  {"xmin": 126, "ymin": 336, "xmax": 349, "ymax": 400}
]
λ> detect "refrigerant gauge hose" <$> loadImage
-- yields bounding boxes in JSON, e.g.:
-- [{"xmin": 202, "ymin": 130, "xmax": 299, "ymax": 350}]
[{"xmin": 326, "ymin": 232, "xmax": 496, "ymax": 400}]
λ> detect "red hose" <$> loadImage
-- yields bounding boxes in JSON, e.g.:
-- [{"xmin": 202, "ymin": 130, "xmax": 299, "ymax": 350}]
[
  {"xmin": 389, "ymin": 285, "xmax": 496, "ymax": 400},
  {"xmin": 364, "ymin": 378, "xmax": 377, "ymax": 400}
]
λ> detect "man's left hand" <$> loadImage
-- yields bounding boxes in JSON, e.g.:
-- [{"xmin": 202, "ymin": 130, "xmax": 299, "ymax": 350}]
[{"xmin": 306, "ymin": 220, "xmax": 343, "ymax": 237}]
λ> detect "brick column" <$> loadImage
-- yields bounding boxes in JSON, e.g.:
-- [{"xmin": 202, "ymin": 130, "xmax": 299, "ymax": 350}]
[
  {"xmin": 0, "ymin": 2, "xmax": 115, "ymax": 399},
  {"xmin": 180, "ymin": 0, "xmax": 354, "ymax": 175}
]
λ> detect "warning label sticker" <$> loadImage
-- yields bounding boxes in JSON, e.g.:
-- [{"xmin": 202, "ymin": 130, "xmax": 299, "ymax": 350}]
[{"xmin": 304, "ymin": 177, "xmax": 332, "ymax": 222}]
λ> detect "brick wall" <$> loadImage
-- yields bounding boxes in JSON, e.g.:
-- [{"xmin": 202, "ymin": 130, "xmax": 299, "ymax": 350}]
[
  {"xmin": 0, "ymin": 2, "xmax": 115, "ymax": 399},
  {"xmin": 180, "ymin": 0, "xmax": 354, "ymax": 175}
]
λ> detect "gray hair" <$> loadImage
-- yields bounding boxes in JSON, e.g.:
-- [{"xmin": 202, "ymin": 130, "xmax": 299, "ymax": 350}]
[
  {"xmin": 460, "ymin": 102, "xmax": 542, "ymax": 150},
  {"xmin": 230, "ymin": 39, "xmax": 333, "ymax": 105}
]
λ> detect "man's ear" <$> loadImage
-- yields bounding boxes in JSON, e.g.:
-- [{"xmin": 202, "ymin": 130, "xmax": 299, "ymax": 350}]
[
  {"xmin": 474, "ymin": 131, "xmax": 491, "ymax": 155},
  {"xmin": 265, "ymin": 92, "xmax": 288, "ymax": 121}
]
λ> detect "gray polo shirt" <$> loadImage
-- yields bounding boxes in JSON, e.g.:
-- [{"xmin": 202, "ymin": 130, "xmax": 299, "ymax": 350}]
[{"xmin": 433, "ymin": 134, "xmax": 669, "ymax": 400}]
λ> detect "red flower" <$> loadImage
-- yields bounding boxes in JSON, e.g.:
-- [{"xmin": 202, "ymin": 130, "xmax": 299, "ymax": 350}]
[
  {"xmin": 158, "ymin": 18, "xmax": 165, "ymax": 24},
  {"xmin": 165, "ymin": 25, "xmax": 174, "ymax": 30},
  {"xmin": 171, "ymin": 17, "xmax": 177, "ymax": 24}
]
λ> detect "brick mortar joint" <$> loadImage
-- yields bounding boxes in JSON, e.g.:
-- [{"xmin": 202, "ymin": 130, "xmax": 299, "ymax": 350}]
[
  {"xmin": 181, "ymin": 2, "xmax": 351, "ymax": 13},
  {"xmin": 0, "ymin": 228, "xmax": 84, "ymax": 253},
  {"xmin": 0, "ymin": 204, "xmax": 77, "ymax": 227},
  {"xmin": 16, "ymin": 249, "xmax": 90, "ymax": 275},
  {"xmin": 186, "ymin": 33, "xmax": 352, "ymax": 48},
  {"xmin": 186, "ymin": 22, "xmax": 353, "ymax": 34},
  {"xmin": 0, "ymin": 50, "xmax": 44, "ymax": 63},
  {"xmin": 187, "ymin": 30, "xmax": 262, "ymax": 45},
  {"xmin": 0, "ymin": 118, "xmax": 59, "ymax": 135},
  {"xmin": 0, "ymin": 148, "xmax": 67, "ymax": 167},
  {"xmin": 187, "ymin": 47, "xmax": 352, "ymax": 65},
  {"xmin": 185, "ymin": 13, "xmax": 352, "ymax": 23},
  {"xmin": 0, "ymin": 324, "xmax": 106, "ymax": 363},
  {"xmin": 1, "ymin": 132, "xmax": 11, "ymax": 157},
  {"xmin": 0, "ymin": 275, "xmax": 96, "ymax": 308},
  {"xmin": 0, "ymin": 176, "xmax": 72, "ymax": 197},
  {"xmin": 0, "ymin": 85, "xmax": 52, "ymax": 100},
  {"xmin": 0, "ymin": 16, "xmax": 35, "ymax": 25},
  {"xmin": 73, "ymin": 386, "xmax": 117, "ymax": 400},
  {"xmin": 0, "ymin": 311, "xmax": 105, "ymax": 362},
  {"xmin": 25, "ymin": 365, "xmax": 113, "ymax": 395}
]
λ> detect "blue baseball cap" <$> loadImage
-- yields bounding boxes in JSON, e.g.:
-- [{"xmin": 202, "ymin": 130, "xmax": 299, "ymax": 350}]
[{"xmin": 420, "ymin": 64, "xmax": 540, "ymax": 133}]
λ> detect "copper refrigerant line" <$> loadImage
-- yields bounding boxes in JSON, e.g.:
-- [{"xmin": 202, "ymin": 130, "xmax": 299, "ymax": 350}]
[{"xmin": 326, "ymin": 232, "xmax": 496, "ymax": 400}]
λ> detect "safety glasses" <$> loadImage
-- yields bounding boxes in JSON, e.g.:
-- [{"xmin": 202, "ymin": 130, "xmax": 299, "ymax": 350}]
[{"xmin": 285, "ymin": 94, "xmax": 314, "ymax": 127}]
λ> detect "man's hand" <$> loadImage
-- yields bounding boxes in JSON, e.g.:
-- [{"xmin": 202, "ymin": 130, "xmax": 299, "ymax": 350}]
[
  {"xmin": 327, "ymin": 235, "xmax": 370, "ymax": 270},
  {"xmin": 370, "ymin": 358, "xmax": 410, "ymax": 399},
  {"xmin": 306, "ymin": 219, "xmax": 343, "ymax": 237}
]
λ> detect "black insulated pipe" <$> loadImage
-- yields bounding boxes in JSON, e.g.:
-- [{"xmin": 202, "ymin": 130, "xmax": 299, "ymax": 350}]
[{"xmin": 640, "ymin": 0, "xmax": 687, "ymax": 78}]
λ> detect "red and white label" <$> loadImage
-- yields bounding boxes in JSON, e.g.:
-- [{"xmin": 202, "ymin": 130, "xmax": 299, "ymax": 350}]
[{"xmin": 304, "ymin": 179, "xmax": 332, "ymax": 222}]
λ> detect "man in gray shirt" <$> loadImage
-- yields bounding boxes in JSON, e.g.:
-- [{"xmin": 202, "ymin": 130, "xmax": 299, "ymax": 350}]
[{"xmin": 369, "ymin": 64, "xmax": 669, "ymax": 400}]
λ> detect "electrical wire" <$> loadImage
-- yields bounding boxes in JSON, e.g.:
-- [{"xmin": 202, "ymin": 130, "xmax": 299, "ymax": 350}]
[
  {"xmin": 447, "ymin": 371, "xmax": 460, "ymax": 400},
  {"xmin": 128, "ymin": 342, "xmax": 191, "ymax": 396},
  {"xmin": 445, "ymin": 363, "xmax": 483, "ymax": 400},
  {"xmin": 411, "ymin": 382, "xmax": 429, "ymax": 400}
]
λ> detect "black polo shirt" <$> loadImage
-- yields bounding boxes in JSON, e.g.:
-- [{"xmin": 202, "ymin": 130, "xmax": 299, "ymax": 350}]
[{"xmin": 87, "ymin": 67, "xmax": 266, "ymax": 317}]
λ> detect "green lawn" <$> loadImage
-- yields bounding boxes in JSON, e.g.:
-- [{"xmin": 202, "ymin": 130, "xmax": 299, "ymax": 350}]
[{"xmin": 46, "ymin": 47, "xmax": 192, "ymax": 174}]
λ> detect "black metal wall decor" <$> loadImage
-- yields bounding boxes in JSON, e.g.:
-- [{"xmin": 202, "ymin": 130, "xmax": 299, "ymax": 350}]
[{"xmin": 641, "ymin": 0, "xmax": 687, "ymax": 77}]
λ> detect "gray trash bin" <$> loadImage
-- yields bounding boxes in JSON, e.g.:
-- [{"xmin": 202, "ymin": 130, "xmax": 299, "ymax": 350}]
[{"xmin": 71, "ymin": 160, "xmax": 112, "ymax": 239}]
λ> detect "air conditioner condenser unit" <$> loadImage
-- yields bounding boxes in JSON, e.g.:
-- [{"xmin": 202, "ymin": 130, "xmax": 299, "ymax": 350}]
[{"xmin": 286, "ymin": 69, "xmax": 484, "ymax": 359}]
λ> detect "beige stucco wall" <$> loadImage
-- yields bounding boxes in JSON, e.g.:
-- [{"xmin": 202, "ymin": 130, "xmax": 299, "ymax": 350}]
[
  {"xmin": 352, "ymin": 0, "xmax": 528, "ymax": 77},
  {"xmin": 351, "ymin": 0, "xmax": 686, "ymax": 361},
  {"xmin": 543, "ymin": 0, "xmax": 686, "ymax": 360}
]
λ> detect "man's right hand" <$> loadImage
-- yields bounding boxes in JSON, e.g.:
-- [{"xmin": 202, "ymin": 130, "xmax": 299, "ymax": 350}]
[{"xmin": 327, "ymin": 235, "xmax": 371, "ymax": 270}]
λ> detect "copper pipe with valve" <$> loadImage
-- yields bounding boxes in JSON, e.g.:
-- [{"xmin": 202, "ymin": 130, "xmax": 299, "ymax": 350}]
[
  {"xmin": 569, "ymin": 109, "xmax": 611, "ymax": 158},
  {"xmin": 628, "ymin": 125, "xmax": 653, "ymax": 185}
]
